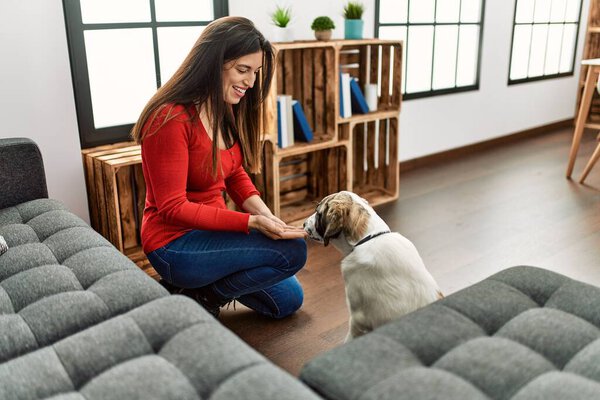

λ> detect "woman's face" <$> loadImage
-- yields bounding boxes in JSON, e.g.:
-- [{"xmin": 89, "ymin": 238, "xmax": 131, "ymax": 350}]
[{"xmin": 222, "ymin": 50, "xmax": 263, "ymax": 104}]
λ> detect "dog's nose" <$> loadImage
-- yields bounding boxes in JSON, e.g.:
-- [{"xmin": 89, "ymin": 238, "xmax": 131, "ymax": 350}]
[{"xmin": 303, "ymin": 221, "xmax": 306, "ymax": 228}]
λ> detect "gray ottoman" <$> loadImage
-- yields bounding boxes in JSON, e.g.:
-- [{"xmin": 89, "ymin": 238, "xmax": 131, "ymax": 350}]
[{"xmin": 301, "ymin": 266, "xmax": 600, "ymax": 399}]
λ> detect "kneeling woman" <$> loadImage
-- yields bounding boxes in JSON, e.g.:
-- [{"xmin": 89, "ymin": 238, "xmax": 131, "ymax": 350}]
[{"xmin": 131, "ymin": 16, "xmax": 307, "ymax": 319}]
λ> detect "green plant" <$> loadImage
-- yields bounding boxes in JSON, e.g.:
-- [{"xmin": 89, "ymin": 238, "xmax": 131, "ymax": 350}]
[
  {"xmin": 311, "ymin": 16, "xmax": 335, "ymax": 31},
  {"xmin": 343, "ymin": 1, "xmax": 364, "ymax": 19},
  {"xmin": 271, "ymin": 5, "xmax": 292, "ymax": 28}
]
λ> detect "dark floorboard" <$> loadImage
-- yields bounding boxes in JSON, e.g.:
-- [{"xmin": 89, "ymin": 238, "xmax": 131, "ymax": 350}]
[{"xmin": 220, "ymin": 127, "xmax": 600, "ymax": 376}]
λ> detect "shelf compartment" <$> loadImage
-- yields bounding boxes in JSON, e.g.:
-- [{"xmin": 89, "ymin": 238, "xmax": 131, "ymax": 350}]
[
  {"xmin": 351, "ymin": 117, "xmax": 399, "ymax": 207},
  {"xmin": 339, "ymin": 42, "xmax": 403, "ymax": 113},
  {"xmin": 263, "ymin": 45, "xmax": 337, "ymax": 148},
  {"xmin": 271, "ymin": 143, "xmax": 350, "ymax": 224}
]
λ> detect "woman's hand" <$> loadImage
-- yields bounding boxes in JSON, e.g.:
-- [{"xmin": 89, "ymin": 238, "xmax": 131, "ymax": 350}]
[{"xmin": 248, "ymin": 215, "xmax": 307, "ymax": 240}]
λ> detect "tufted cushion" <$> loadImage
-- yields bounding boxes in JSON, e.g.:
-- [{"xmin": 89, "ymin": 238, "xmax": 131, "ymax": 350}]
[
  {"xmin": 0, "ymin": 296, "xmax": 318, "ymax": 400},
  {"xmin": 0, "ymin": 199, "xmax": 167, "ymax": 363},
  {"xmin": 300, "ymin": 266, "xmax": 600, "ymax": 400},
  {"xmin": 0, "ymin": 199, "xmax": 321, "ymax": 399}
]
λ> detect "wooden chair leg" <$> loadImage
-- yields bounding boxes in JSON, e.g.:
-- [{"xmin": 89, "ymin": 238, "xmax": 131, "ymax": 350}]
[
  {"xmin": 568, "ymin": 67, "xmax": 598, "ymax": 178},
  {"xmin": 579, "ymin": 140, "xmax": 600, "ymax": 183}
]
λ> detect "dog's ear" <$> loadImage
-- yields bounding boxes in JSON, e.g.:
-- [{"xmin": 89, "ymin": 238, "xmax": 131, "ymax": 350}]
[
  {"xmin": 321, "ymin": 196, "xmax": 350, "ymax": 246},
  {"xmin": 346, "ymin": 201, "xmax": 370, "ymax": 242},
  {"xmin": 322, "ymin": 214, "xmax": 342, "ymax": 246}
]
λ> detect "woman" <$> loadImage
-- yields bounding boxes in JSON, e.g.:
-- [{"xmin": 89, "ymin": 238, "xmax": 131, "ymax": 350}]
[{"xmin": 131, "ymin": 16, "xmax": 307, "ymax": 319}]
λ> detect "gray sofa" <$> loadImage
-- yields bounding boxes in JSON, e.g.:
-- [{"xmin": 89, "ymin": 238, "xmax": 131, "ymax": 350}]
[
  {"xmin": 0, "ymin": 138, "xmax": 320, "ymax": 400},
  {"xmin": 3, "ymin": 137, "xmax": 600, "ymax": 400},
  {"xmin": 301, "ymin": 266, "xmax": 600, "ymax": 399}
]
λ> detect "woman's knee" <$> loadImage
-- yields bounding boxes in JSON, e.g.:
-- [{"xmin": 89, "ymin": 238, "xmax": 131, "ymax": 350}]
[
  {"xmin": 273, "ymin": 279, "xmax": 304, "ymax": 319},
  {"xmin": 280, "ymin": 238, "xmax": 307, "ymax": 273}
]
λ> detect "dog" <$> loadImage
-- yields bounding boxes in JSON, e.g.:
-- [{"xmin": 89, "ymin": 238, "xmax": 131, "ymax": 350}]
[{"xmin": 304, "ymin": 191, "xmax": 443, "ymax": 342}]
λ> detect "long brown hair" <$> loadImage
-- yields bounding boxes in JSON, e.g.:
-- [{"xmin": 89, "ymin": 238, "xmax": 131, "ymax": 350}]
[{"xmin": 131, "ymin": 16, "xmax": 275, "ymax": 174}]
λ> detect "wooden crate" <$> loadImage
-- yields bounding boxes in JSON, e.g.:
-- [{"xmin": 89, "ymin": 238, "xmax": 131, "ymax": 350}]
[
  {"xmin": 351, "ymin": 117, "xmax": 399, "ymax": 206},
  {"xmin": 81, "ymin": 143, "xmax": 157, "ymax": 279},
  {"xmin": 272, "ymin": 45, "xmax": 337, "ymax": 143},
  {"xmin": 340, "ymin": 42, "xmax": 403, "ymax": 113},
  {"xmin": 272, "ymin": 143, "xmax": 350, "ymax": 225},
  {"xmin": 259, "ymin": 39, "xmax": 403, "ymax": 223}
]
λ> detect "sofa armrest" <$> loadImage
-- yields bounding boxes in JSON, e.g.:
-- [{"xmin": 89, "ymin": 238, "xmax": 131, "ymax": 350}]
[{"xmin": 0, "ymin": 137, "xmax": 48, "ymax": 209}]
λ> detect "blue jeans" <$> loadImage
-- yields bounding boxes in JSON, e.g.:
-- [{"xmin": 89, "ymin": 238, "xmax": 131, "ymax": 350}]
[{"xmin": 146, "ymin": 230, "xmax": 307, "ymax": 319}]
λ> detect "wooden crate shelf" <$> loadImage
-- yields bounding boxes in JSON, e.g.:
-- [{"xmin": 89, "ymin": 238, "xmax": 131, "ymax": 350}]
[{"xmin": 260, "ymin": 39, "xmax": 403, "ymax": 222}]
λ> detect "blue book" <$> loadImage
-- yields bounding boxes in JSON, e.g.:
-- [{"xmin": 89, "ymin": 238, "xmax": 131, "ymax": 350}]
[
  {"xmin": 291, "ymin": 100, "xmax": 313, "ymax": 142},
  {"xmin": 350, "ymin": 78, "xmax": 369, "ymax": 114},
  {"xmin": 339, "ymin": 73, "xmax": 344, "ymax": 117}
]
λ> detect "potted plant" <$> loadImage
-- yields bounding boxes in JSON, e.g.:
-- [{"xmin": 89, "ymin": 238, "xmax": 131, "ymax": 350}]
[
  {"xmin": 270, "ymin": 5, "xmax": 293, "ymax": 42},
  {"xmin": 343, "ymin": 1, "xmax": 364, "ymax": 40},
  {"xmin": 311, "ymin": 16, "xmax": 335, "ymax": 41}
]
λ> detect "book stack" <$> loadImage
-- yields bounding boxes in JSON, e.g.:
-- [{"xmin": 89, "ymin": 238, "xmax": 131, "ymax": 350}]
[
  {"xmin": 340, "ymin": 73, "xmax": 371, "ymax": 117},
  {"xmin": 277, "ymin": 96, "xmax": 314, "ymax": 148}
]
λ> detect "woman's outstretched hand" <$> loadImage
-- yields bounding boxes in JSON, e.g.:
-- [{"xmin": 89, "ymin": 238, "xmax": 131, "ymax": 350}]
[{"xmin": 248, "ymin": 215, "xmax": 307, "ymax": 240}]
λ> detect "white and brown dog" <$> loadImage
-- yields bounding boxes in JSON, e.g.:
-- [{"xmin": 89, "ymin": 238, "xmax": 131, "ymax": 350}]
[{"xmin": 304, "ymin": 191, "xmax": 443, "ymax": 342}]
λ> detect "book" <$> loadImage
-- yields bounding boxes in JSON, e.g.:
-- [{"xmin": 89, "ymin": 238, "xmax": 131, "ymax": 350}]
[
  {"xmin": 339, "ymin": 73, "xmax": 352, "ymax": 118},
  {"xmin": 363, "ymin": 122, "xmax": 368, "ymax": 172},
  {"xmin": 374, "ymin": 119, "xmax": 379, "ymax": 169},
  {"xmin": 276, "ymin": 96, "xmax": 287, "ymax": 148},
  {"xmin": 350, "ymin": 78, "xmax": 369, "ymax": 114},
  {"xmin": 385, "ymin": 118, "xmax": 390, "ymax": 166},
  {"xmin": 339, "ymin": 73, "xmax": 344, "ymax": 118},
  {"xmin": 276, "ymin": 95, "xmax": 294, "ymax": 148},
  {"xmin": 291, "ymin": 100, "xmax": 313, "ymax": 142}
]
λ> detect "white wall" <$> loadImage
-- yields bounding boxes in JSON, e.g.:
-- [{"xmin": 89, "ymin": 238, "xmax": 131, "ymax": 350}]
[
  {"xmin": 0, "ymin": 0, "xmax": 588, "ymax": 221},
  {"xmin": 0, "ymin": 0, "xmax": 89, "ymax": 222},
  {"xmin": 232, "ymin": 0, "xmax": 588, "ymax": 161}
]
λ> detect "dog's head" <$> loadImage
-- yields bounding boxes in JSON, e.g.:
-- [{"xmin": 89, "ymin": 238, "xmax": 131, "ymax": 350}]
[{"xmin": 304, "ymin": 191, "xmax": 371, "ymax": 247}]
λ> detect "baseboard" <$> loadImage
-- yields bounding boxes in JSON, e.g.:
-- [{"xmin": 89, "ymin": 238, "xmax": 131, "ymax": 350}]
[{"xmin": 399, "ymin": 119, "xmax": 574, "ymax": 173}]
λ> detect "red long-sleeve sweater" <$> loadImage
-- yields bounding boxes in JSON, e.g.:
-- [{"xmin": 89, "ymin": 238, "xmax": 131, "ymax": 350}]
[{"xmin": 140, "ymin": 104, "xmax": 260, "ymax": 253}]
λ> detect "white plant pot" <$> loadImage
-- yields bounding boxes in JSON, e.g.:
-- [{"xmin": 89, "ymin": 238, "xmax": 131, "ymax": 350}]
[{"xmin": 272, "ymin": 26, "xmax": 293, "ymax": 43}]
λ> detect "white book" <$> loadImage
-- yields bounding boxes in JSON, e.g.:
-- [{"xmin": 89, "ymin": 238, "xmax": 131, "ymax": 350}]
[
  {"xmin": 341, "ymin": 73, "xmax": 352, "ymax": 118},
  {"xmin": 285, "ymin": 96, "xmax": 294, "ymax": 147},
  {"xmin": 277, "ymin": 95, "xmax": 294, "ymax": 148}
]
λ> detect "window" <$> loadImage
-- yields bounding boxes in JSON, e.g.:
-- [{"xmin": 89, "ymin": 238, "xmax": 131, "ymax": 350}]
[
  {"xmin": 375, "ymin": 0, "xmax": 486, "ymax": 100},
  {"xmin": 63, "ymin": 0, "xmax": 228, "ymax": 148},
  {"xmin": 508, "ymin": 0, "xmax": 582, "ymax": 84}
]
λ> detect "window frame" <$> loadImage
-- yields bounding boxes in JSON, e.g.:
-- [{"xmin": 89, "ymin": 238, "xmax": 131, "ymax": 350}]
[
  {"xmin": 374, "ymin": 0, "xmax": 487, "ymax": 100},
  {"xmin": 63, "ymin": 0, "xmax": 228, "ymax": 148},
  {"xmin": 507, "ymin": 0, "xmax": 584, "ymax": 85}
]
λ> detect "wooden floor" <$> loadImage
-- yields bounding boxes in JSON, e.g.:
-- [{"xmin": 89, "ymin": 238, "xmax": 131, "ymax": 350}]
[{"xmin": 220, "ymin": 126, "xmax": 600, "ymax": 376}]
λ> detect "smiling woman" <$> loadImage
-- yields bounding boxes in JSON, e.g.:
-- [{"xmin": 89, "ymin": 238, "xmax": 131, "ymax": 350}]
[
  {"xmin": 130, "ymin": 16, "xmax": 309, "ymax": 320},
  {"xmin": 222, "ymin": 51, "xmax": 263, "ymax": 105}
]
